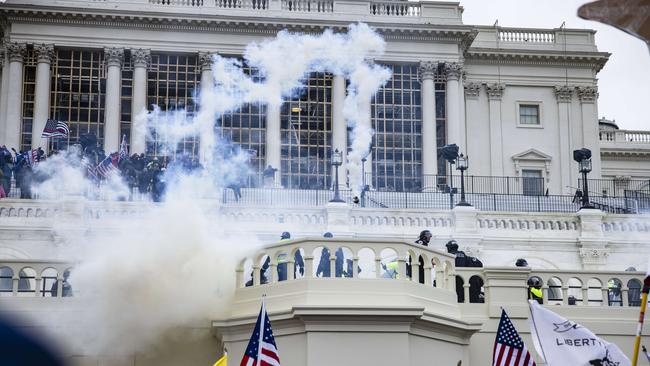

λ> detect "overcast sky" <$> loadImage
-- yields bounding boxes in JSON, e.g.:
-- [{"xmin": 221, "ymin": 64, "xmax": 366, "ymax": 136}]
[{"xmin": 458, "ymin": 0, "xmax": 650, "ymax": 131}]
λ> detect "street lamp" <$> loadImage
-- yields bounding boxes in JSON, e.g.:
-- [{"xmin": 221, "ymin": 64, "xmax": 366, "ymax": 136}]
[
  {"xmin": 330, "ymin": 149, "xmax": 344, "ymax": 203},
  {"xmin": 456, "ymin": 153, "xmax": 472, "ymax": 207},
  {"xmin": 573, "ymin": 148, "xmax": 594, "ymax": 209},
  {"xmin": 441, "ymin": 144, "xmax": 459, "ymax": 209}
]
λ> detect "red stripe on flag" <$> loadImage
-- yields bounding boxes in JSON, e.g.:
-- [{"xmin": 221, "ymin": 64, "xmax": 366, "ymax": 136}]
[
  {"xmin": 495, "ymin": 344, "xmax": 506, "ymax": 365},
  {"xmin": 512, "ymin": 348, "xmax": 522, "ymax": 366},
  {"xmin": 503, "ymin": 347, "xmax": 514, "ymax": 366},
  {"xmin": 261, "ymin": 347, "xmax": 280, "ymax": 363}
]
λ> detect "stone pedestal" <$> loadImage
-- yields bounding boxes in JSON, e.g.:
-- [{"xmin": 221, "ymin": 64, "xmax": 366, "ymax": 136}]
[
  {"xmin": 577, "ymin": 208, "xmax": 608, "ymax": 270},
  {"xmin": 326, "ymin": 202, "xmax": 350, "ymax": 233}
]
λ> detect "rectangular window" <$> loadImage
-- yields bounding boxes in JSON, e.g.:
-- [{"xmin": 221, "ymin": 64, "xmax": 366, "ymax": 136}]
[
  {"xmin": 522, "ymin": 169, "xmax": 543, "ymax": 196},
  {"xmin": 519, "ymin": 104, "xmax": 540, "ymax": 125}
]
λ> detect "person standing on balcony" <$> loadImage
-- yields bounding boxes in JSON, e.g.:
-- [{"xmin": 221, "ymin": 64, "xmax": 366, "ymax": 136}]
[
  {"xmin": 263, "ymin": 165, "xmax": 277, "ymax": 188},
  {"xmin": 50, "ymin": 270, "xmax": 73, "ymax": 297},
  {"xmin": 409, "ymin": 230, "xmax": 431, "ymax": 283}
]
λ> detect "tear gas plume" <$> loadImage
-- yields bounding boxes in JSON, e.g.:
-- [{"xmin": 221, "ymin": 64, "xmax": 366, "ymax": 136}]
[{"xmin": 24, "ymin": 23, "xmax": 390, "ymax": 356}]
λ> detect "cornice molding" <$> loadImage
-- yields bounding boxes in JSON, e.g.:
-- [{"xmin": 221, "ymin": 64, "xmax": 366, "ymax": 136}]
[
  {"xmin": 465, "ymin": 48, "xmax": 609, "ymax": 73},
  {"xmin": 131, "ymin": 48, "xmax": 151, "ymax": 68},
  {"xmin": 0, "ymin": 8, "xmax": 475, "ymax": 43},
  {"xmin": 34, "ymin": 43, "xmax": 55, "ymax": 63},
  {"xmin": 418, "ymin": 61, "xmax": 437, "ymax": 81}
]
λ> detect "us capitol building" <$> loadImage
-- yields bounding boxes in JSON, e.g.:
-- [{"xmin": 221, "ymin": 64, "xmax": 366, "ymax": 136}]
[{"xmin": 0, "ymin": 0, "xmax": 649, "ymax": 365}]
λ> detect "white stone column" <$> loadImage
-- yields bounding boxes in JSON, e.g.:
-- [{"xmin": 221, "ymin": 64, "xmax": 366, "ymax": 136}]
[
  {"xmin": 198, "ymin": 51, "xmax": 215, "ymax": 164},
  {"xmin": 130, "ymin": 48, "xmax": 150, "ymax": 155},
  {"xmin": 555, "ymin": 86, "xmax": 574, "ymax": 194},
  {"xmin": 31, "ymin": 44, "xmax": 54, "ymax": 151},
  {"xmin": 103, "ymin": 47, "xmax": 124, "ymax": 153},
  {"xmin": 445, "ymin": 62, "xmax": 463, "ymax": 148},
  {"xmin": 4, "ymin": 42, "xmax": 26, "ymax": 151},
  {"xmin": 486, "ymin": 83, "xmax": 505, "ymax": 176},
  {"xmin": 419, "ymin": 61, "xmax": 437, "ymax": 190},
  {"xmin": 331, "ymin": 74, "xmax": 347, "ymax": 189},
  {"xmin": 265, "ymin": 103, "xmax": 282, "ymax": 187},
  {"xmin": 578, "ymin": 86, "xmax": 601, "ymax": 179},
  {"xmin": 0, "ymin": 50, "xmax": 8, "ymax": 145}
]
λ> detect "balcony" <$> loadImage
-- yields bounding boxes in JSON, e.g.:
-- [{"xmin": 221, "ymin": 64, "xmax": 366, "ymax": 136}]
[{"xmin": 2, "ymin": 239, "xmax": 645, "ymax": 365}]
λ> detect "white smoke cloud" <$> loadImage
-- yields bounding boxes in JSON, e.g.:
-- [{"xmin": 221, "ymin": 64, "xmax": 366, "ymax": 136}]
[{"xmin": 23, "ymin": 22, "xmax": 391, "ymax": 357}]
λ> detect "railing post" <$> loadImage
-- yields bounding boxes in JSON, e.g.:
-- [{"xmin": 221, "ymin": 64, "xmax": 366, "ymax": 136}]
[
  {"xmin": 411, "ymin": 262, "xmax": 420, "ymax": 282},
  {"xmin": 288, "ymin": 260, "xmax": 296, "ymax": 279},
  {"xmin": 561, "ymin": 286, "xmax": 568, "ymax": 305},
  {"xmin": 423, "ymin": 265, "xmax": 432, "ymax": 286},
  {"xmin": 252, "ymin": 265, "xmax": 261, "ymax": 286},
  {"xmin": 463, "ymin": 283, "xmax": 470, "ymax": 303},
  {"xmin": 601, "ymin": 287, "xmax": 608, "ymax": 306},
  {"xmin": 269, "ymin": 263, "xmax": 277, "ymax": 283},
  {"xmin": 12, "ymin": 276, "xmax": 19, "ymax": 296},
  {"xmin": 582, "ymin": 287, "xmax": 589, "ymax": 305},
  {"xmin": 397, "ymin": 258, "xmax": 407, "ymax": 281},
  {"xmin": 329, "ymin": 254, "xmax": 336, "ymax": 278},
  {"xmin": 351, "ymin": 257, "xmax": 358, "ymax": 278},
  {"xmin": 35, "ymin": 276, "xmax": 42, "ymax": 297},
  {"xmin": 375, "ymin": 257, "xmax": 382, "ymax": 279},
  {"xmin": 236, "ymin": 268, "xmax": 243, "ymax": 288},
  {"xmin": 304, "ymin": 255, "xmax": 314, "ymax": 278}
]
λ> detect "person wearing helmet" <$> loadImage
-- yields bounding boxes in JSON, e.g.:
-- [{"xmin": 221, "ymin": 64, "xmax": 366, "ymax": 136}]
[
  {"xmin": 280, "ymin": 232, "xmax": 291, "ymax": 241},
  {"xmin": 409, "ymin": 230, "xmax": 432, "ymax": 283},
  {"xmin": 516, "ymin": 258, "xmax": 529, "ymax": 267},
  {"xmin": 527, "ymin": 277, "xmax": 543, "ymax": 304}
]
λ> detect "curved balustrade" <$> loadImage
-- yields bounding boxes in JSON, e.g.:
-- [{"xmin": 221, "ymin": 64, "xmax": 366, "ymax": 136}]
[
  {"xmin": 0, "ymin": 260, "xmax": 73, "ymax": 298},
  {"xmin": 477, "ymin": 214, "xmax": 578, "ymax": 231},
  {"xmin": 236, "ymin": 237, "xmax": 456, "ymax": 290}
]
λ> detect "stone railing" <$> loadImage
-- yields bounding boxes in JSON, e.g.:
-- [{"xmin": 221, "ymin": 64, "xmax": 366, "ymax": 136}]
[
  {"xmin": 369, "ymin": 1, "xmax": 420, "ymax": 16},
  {"xmin": 149, "ymin": 0, "xmax": 204, "ymax": 6},
  {"xmin": 0, "ymin": 259, "xmax": 73, "ymax": 298},
  {"xmin": 236, "ymin": 237, "xmax": 456, "ymax": 289},
  {"xmin": 498, "ymin": 29, "xmax": 555, "ymax": 43},
  {"xmin": 281, "ymin": 0, "xmax": 332, "ymax": 12},
  {"xmin": 600, "ymin": 129, "xmax": 650, "ymax": 144},
  {"xmin": 476, "ymin": 212, "xmax": 579, "ymax": 232},
  {"xmin": 450, "ymin": 267, "xmax": 646, "ymax": 307}
]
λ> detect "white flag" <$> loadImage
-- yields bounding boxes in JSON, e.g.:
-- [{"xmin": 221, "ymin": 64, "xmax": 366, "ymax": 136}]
[{"xmin": 528, "ymin": 300, "xmax": 631, "ymax": 366}]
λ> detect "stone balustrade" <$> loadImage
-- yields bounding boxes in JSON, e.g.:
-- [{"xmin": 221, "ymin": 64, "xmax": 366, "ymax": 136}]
[
  {"xmin": 0, "ymin": 259, "xmax": 73, "ymax": 298},
  {"xmin": 369, "ymin": 1, "xmax": 420, "ymax": 16},
  {"xmin": 498, "ymin": 29, "xmax": 555, "ymax": 43},
  {"xmin": 237, "ymin": 237, "xmax": 457, "ymax": 289},
  {"xmin": 600, "ymin": 129, "xmax": 650, "ymax": 144}
]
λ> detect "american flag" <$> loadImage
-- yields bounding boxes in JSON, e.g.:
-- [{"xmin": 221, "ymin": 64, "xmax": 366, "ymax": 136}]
[
  {"xmin": 493, "ymin": 309, "xmax": 536, "ymax": 366},
  {"xmin": 95, "ymin": 153, "xmax": 119, "ymax": 179},
  {"xmin": 119, "ymin": 134, "xmax": 128, "ymax": 162},
  {"xmin": 240, "ymin": 301, "xmax": 281, "ymax": 366},
  {"xmin": 81, "ymin": 156, "xmax": 98, "ymax": 182},
  {"xmin": 41, "ymin": 119, "xmax": 69, "ymax": 138}
]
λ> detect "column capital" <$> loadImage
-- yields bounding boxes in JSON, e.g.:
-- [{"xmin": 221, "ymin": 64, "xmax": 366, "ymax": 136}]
[
  {"xmin": 554, "ymin": 85, "xmax": 573, "ymax": 103},
  {"xmin": 131, "ymin": 48, "xmax": 151, "ymax": 68},
  {"xmin": 577, "ymin": 86, "xmax": 598, "ymax": 104},
  {"xmin": 418, "ymin": 61, "xmax": 437, "ymax": 81},
  {"xmin": 104, "ymin": 47, "xmax": 124, "ymax": 68},
  {"xmin": 486, "ymin": 83, "xmax": 505, "ymax": 100},
  {"xmin": 34, "ymin": 44, "xmax": 55, "ymax": 64},
  {"xmin": 198, "ymin": 51, "xmax": 216, "ymax": 71},
  {"xmin": 464, "ymin": 82, "xmax": 481, "ymax": 99},
  {"xmin": 6, "ymin": 42, "xmax": 26, "ymax": 63},
  {"xmin": 443, "ymin": 62, "xmax": 463, "ymax": 81}
]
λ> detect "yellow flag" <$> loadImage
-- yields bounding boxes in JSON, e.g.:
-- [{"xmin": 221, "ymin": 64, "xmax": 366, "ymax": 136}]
[{"xmin": 213, "ymin": 354, "xmax": 227, "ymax": 366}]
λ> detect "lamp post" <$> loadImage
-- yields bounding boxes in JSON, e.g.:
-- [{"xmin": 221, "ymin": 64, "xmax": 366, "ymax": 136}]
[
  {"xmin": 441, "ymin": 144, "xmax": 460, "ymax": 209},
  {"xmin": 573, "ymin": 148, "xmax": 594, "ymax": 209},
  {"xmin": 330, "ymin": 148, "xmax": 344, "ymax": 203},
  {"xmin": 456, "ymin": 153, "xmax": 471, "ymax": 207}
]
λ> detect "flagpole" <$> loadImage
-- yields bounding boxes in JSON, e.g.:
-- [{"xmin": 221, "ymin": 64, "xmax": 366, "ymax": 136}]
[
  {"xmin": 257, "ymin": 294, "xmax": 266, "ymax": 363},
  {"xmin": 632, "ymin": 275, "xmax": 650, "ymax": 366}
]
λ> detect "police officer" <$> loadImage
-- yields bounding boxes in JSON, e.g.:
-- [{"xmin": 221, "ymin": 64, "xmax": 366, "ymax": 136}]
[
  {"xmin": 413, "ymin": 230, "xmax": 432, "ymax": 283},
  {"xmin": 527, "ymin": 277, "xmax": 543, "ymax": 304}
]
